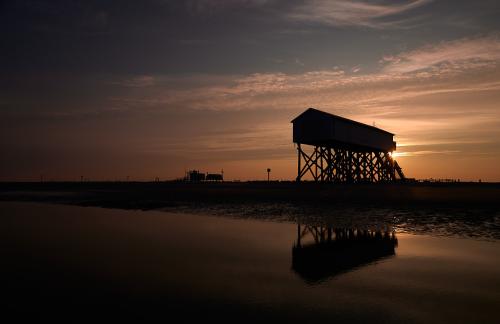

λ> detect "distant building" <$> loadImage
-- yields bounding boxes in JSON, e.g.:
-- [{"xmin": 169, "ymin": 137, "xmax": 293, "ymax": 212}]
[
  {"xmin": 186, "ymin": 170, "xmax": 205, "ymax": 182},
  {"xmin": 185, "ymin": 170, "xmax": 223, "ymax": 182},
  {"xmin": 206, "ymin": 173, "xmax": 223, "ymax": 182}
]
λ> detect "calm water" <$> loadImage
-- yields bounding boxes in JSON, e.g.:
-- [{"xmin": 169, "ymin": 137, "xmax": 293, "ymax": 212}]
[{"xmin": 1, "ymin": 202, "xmax": 500, "ymax": 323}]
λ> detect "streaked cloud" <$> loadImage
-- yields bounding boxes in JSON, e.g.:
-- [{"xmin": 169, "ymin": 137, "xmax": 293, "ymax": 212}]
[
  {"xmin": 394, "ymin": 150, "xmax": 461, "ymax": 157},
  {"xmin": 181, "ymin": 35, "xmax": 500, "ymax": 113},
  {"xmin": 183, "ymin": 0, "xmax": 433, "ymax": 29},
  {"xmin": 109, "ymin": 35, "xmax": 500, "ymax": 175},
  {"xmin": 287, "ymin": 0, "xmax": 433, "ymax": 28},
  {"xmin": 382, "ymin": 34, "xmax": 500, "ymax": 73},
  {"xmin": 111, "ymin": 75, "xmax": 156, "ymax": 88},
  {"xmin": 185, "ymin": 0, "xmax": 275, "ymax": 14}
]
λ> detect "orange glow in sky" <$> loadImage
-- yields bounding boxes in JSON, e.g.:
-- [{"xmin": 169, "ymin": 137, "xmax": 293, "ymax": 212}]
[{"xmin": 1, "ymin": 1, "xmax": 500, "ymax": 182}]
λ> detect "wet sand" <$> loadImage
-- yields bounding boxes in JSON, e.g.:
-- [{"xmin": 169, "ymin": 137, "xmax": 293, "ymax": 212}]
[{"xmin": 1, "ymin": 202, "xmax": 499, "ymax": 323}]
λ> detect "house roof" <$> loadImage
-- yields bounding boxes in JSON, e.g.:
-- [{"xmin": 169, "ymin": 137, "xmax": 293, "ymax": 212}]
[{"xmin": 291, "ymin": 108, "xmax": 394, "ymax": 136}]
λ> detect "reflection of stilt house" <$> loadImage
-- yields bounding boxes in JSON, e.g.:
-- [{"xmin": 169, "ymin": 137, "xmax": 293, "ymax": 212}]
[
  {"xmin": 292, "ymin": 224, "xmax": 398, "ymax": 284},
  {"xmin": 292, "ymin": 108, "xmax": 405, "ymax": 182}
]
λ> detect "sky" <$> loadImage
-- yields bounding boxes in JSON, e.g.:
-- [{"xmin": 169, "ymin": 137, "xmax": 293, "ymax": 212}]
[{"xmin": 1, "ymin": 0, "xmax": 500, "ymax": 181}]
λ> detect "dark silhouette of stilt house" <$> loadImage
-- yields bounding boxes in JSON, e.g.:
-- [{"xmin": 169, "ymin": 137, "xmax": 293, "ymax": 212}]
[{"xmin": 292, "ymin": 108, "xmax": 405, "ymax": 183}]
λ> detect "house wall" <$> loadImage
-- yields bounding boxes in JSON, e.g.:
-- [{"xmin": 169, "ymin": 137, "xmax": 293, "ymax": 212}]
[{"xmin": 292, "ymin": 110, "xmax": 395, "ymax": 151}]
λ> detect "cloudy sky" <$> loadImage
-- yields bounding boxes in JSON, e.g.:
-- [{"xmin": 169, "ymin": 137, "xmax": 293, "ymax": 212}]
[{"xmin": 2, "ymin": 0, "xmax": 500, "ymax": 181}]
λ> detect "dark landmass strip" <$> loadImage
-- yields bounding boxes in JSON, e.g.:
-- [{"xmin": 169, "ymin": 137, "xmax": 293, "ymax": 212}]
[
  {"xmin": 1, "ymin": 181, "xmax": 499, "ymax": 209},
  {"xmin": 1, "ymin": 181, "xmax": 500, "ymax": 240}
]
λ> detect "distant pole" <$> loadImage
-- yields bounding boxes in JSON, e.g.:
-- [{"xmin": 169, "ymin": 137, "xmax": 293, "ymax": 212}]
[{"xmin": 267, "ymin": 168, "xmax": 271, "ymax": 182}]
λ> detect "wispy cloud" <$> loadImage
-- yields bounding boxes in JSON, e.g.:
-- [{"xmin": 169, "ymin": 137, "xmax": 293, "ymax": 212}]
[
  {"xmin": 110, "ymin": 35, "xmax": 500, "ymax": 164},
  {"xmin": 287, "ymin": 0, "xmax": 433, "ymax": 28},
  {"xmin": 183, "ymin": 0, "xmax": 432, "ymax": 29},
  {"xmin": 351, "ymin": 65, "xmax": 361, "ymax": 73},
  {"xmin": 110, "ymin": 75, "xmax": 156, "ymax": 88},
  {"xmin": 185, "ymin": 0, "xmax": 274, "ymax": 14},
  {"xmin": 394, "ymin": 150, "xmax": 460, "ymax": 157},
  {"xmin": 382, "ymin": 34, "xmax": 500, "ymax": 73},
  {"xmin": 111, "ymin": 36, "xmax": 500, "ymax": 112}
]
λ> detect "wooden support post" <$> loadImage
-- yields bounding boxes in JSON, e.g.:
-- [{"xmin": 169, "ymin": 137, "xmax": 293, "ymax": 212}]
[{"xmin": 297, "ymin": 144, "xmax": 301, "ymax": 182}]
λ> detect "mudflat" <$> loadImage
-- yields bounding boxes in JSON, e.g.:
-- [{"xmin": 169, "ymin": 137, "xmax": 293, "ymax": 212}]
[{"xmin": 1, "ymin": 181, "xmax": 499, "ymax": 210}]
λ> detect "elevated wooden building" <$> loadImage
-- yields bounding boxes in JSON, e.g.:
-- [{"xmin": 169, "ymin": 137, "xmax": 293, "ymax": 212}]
[{"xmin": 292, "ymin": 108, "xmax": 405, "ymax": 183}]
